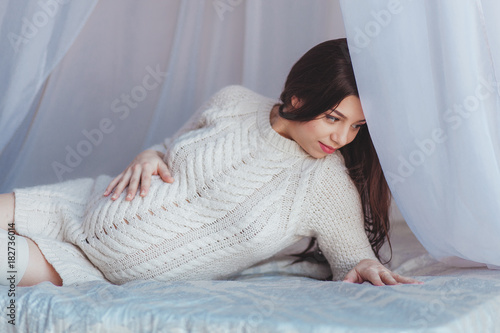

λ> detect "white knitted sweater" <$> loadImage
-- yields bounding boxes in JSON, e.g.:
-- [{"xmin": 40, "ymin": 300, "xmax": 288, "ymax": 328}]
[{"xmin": 14, "ymin": 85, "xmax": 377, "ymax": 285}]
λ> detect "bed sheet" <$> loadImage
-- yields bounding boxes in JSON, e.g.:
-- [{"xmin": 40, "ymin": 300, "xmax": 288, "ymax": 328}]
[{"xmin": 1, "ymin": 221, "xmax": 500, "ymax": 333}]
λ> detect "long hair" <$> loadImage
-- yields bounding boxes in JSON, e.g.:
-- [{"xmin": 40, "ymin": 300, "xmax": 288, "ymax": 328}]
[{"xmin": 278, "ymin": 39, "xmax": 392, "ymax": 267}]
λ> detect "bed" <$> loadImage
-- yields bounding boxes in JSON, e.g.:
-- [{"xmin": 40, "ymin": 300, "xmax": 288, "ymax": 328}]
[{"xmin": 2, "ymin": 219, "xmax": 500, "ymax": 332}]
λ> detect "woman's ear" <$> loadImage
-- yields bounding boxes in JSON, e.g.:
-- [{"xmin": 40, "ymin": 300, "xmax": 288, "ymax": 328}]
[{"xmin": 291, "ymin": 96, "xmax": 303, "ymax": 109}]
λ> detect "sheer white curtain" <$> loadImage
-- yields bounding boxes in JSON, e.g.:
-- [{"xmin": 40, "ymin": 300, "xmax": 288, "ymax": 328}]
[
  {"xmin": 0, "ymin": 0, "xmax": 98, "ymax": 187},
  {"xmin": 0, "ymin": 0, "xmax": 345, "ymax": 192},
  {"xmin": 340, "ymin": 0, "xmax": 500, "ymax": 267}
]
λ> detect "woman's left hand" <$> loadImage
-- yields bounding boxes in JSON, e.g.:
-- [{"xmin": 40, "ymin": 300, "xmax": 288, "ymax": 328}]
[{"xmin": 343, "ymin": 259, "xmax": 423, "ymax": 286}]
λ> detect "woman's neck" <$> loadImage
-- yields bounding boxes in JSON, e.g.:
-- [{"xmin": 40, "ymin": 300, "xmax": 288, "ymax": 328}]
[{"xmin": 269, "ymin": 104, "xmax": 292, "ymax": 140}]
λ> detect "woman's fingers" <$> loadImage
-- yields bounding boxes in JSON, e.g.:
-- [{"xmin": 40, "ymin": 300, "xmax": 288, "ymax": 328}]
[
  {"xmin": 373, "ymin": 270, "xmax": 423, "ymax": 286},
  {"xmin": 343, "ymin": 259, "xmax": 423, "ymax": 286},
  {"xmin": 375, "ymin": 271, "xmax": 423, "ymax": 286},
  {"xmin": 393, "ymin": 273, "xmax": 424, "ymax": 285},
  {"xmin": 379, "ymin": 271, "xmax": 399, "ymax": 286},
  {"xmin": 366, "ymin": 270, "xmax": 385, "ymax": 286},
  {"xmin": 103, "ymin": 174, "xmax": 123, "ymax": 196},
  {"xmin": 111, "ymin": 171, "xmax": 132, "ymax": 200},
  {"xmin": 158, "ymin": 162, "xmax": 174, "ymax": 183},
  {"xmin": 139, "ymin": 163, "xmax": 156, "ymax": 197},
  {"xmin": 126, "ymin": 165, "xmax": 144, "ymax": 201},
  {"xmin": 343, "ymin": 268, "xmax": 361, "ymax": 284}
]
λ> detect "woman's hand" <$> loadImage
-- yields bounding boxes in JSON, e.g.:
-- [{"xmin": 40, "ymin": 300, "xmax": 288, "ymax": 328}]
[
  {"xmin": 103, "ymin": 149, "xmax": 173, "ymax": 201},
  {"xmin": 343, "ymin": 259, "xmax": 423, "ymax": 286}
]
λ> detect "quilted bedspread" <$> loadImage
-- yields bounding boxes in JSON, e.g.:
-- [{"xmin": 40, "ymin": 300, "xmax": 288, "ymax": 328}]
[{"xmin": 1, "ymin": 221, "xmax": 500, "ymax": 332}]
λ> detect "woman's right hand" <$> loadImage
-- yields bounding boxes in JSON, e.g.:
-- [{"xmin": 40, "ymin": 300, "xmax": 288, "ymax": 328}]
[{"xmin": 103, "ymin": 149, "xmax": 173, "ymax": 201}]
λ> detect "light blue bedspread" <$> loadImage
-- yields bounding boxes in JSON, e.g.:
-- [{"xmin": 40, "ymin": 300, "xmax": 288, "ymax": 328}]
[{"xmin": 2, "ymin": 222, "xmax": 500, "ymax": 332}]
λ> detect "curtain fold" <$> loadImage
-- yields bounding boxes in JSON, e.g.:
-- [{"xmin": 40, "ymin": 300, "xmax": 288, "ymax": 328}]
[
  {"xmin": 0, "ymin": 0, "xmax": 98, "ymax": 153},
  {"xmin": 340, "ymin": 0, "xmax": 500, "ymax": 267},
  {"xmin": 0, "ymin": 0, "xmax": 342, "ymax": 192}
]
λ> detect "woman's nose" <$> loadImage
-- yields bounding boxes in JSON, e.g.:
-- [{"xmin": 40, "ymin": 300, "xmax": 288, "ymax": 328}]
[{"xmin": 331, "ymin": 126, "xmax": 349, "ymax": 147}]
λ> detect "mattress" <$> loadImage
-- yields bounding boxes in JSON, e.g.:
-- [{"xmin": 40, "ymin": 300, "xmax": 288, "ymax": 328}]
[{"xmin": 1, "ymin": 221, "xmax": 499, "ymax": 332}]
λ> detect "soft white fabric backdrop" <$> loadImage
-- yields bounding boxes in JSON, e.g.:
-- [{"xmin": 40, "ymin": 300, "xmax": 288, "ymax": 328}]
[
  {"xmin": 340, "ymin": 0, "xmax": 500, "ymax": 267},
  {"xmin": 7, "ymin": 0, "xmax": 497, "ymax": 268},
  {"xmin": 0, "ymin": 0, "xmax": 98, "ymax": 189},
  {"xmin": 0, "ymin": 0, "xmax": 345, "ymax": 191}
]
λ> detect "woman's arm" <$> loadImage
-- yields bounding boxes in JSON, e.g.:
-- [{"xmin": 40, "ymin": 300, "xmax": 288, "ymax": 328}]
[
  {"xmin": 104, "ymin": 85, "xmax": 241, "ymax": 201},
  {"xmin": 103, "ymin": 99, "xmax": 206, "ymax": 201},
  {"xmin": 305, "ymin": 156, "xmax": 421, "ymax": 285}
]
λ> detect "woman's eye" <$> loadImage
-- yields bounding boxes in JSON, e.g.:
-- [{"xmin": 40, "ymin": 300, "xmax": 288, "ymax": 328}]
[
  {"xmin": 352, "ymin": 123, "xmax": 366, "ymax": 129},
  {"xmin": 325, "ymin": 115, "xmax": 339, "ymax": 123}
]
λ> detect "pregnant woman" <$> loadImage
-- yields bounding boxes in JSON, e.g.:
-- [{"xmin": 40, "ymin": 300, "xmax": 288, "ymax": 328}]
[{"xmin": 0, "ymin": 39, "xmax": 420, "ymax": 287}]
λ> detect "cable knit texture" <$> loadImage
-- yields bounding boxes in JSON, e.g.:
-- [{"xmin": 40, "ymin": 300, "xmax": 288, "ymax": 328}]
[{"xmin": 14, "ymin": 85, "xmax": 376, "ymax": 286}]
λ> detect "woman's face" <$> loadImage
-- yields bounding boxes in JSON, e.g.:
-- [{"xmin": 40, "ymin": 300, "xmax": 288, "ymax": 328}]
[{"xmin": 286, "ymin": 95, "xmax": 366, "ymax": 158}]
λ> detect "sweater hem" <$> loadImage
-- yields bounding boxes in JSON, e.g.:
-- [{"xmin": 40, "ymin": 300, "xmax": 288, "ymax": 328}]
[
  {"xmin": 14, "ymin": 188, "xmax": 107, "ymax": 286},
  {"xmin": 14, "ymin": 190, "xmax": 51, "ymax": 237},
  {"xmin": 29, "ymin": 236, "xmax": 108, "ymax": 286}
]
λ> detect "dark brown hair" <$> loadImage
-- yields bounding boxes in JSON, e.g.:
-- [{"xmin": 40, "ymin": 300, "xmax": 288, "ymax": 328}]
[{"xmin": 279, "ymin": 39, "xmax": 392, "ymax": 271}]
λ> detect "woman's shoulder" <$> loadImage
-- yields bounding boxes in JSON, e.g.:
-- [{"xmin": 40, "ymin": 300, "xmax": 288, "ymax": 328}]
[
  {"xmin": 318, "ymin": 151, "xmax": 349, "ymax": 173},
  {"xmin": 303, "ymin": 152, "xmax": 363, "ymax": 225},
  {"xmin": 311, "ymin": 152, "xmax": 358, "ymax": 196},
  {"xmin": 205, "ymin": 85, "xmax": 274, "ymax": 111}
]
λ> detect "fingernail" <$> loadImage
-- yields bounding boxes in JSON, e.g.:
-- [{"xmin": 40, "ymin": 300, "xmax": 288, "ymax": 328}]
[
  {"xmin": 126, "ymin": 194, "xmax": 132, "ymax": 199},
  {"xmin": 103, "ymin": 191, "xmax": 108, "ymax": 196},
  {"xmin": 112, "ymin": 194, "xmax": 117, "ymax": 200},
  {"xmin": 140, "ymin": 190, "xmax": 146, "ymax": 196}
]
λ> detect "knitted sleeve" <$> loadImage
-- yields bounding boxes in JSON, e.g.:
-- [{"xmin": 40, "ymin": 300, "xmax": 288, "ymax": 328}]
[
  {"xmin": 304, "ymin": 155, "xmax": 378, "ymax": 281},
  {"xmin": 148, "ymin": 85, "xmax": 246, "ymax": 154}
]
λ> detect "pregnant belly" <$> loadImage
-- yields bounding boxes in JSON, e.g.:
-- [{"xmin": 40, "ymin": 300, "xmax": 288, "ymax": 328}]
[
  {"xmin": 79, "ymin": 176, "xmax": 179, "ymax": 277},
  {"xmin": 78, "ymin": 174, "xmax": 247, "ymax": 283}
]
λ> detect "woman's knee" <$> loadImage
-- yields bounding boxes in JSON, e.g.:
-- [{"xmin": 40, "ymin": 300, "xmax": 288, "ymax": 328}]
[
  {"xmin": 0, "ymin": 193, "xmax": 15, "ymax": 231},
  {"xmin": 0, "ymin": 193, "xmax": 62, "ymax": 286},
  {"xmin": 1, "ymin": 228, "xmax": 62, "ymax": 287},
  {"xmin": 18, "ymin": 237, "xmax": 62, "ymax": 287}
]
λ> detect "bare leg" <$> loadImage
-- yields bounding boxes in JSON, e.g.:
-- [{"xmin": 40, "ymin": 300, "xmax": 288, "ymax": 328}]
[
  {"xmin": 18, "ymin": 238, "xmax": 62, "ymax": 286},
  {"xmin": 0, "ymin": 193, "xmax": 62, "ymax": 286},
  {"xmin": 0, "ymin": 193, "xmax": 14, "ymax": 231}
]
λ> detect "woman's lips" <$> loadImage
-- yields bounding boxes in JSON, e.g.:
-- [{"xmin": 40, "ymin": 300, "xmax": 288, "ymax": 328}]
[{"xmin": 319, "ymin": 142, "xmax": 336, "ymax": 154}]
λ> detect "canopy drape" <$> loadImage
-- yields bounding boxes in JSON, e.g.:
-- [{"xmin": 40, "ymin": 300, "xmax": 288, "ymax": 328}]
[
  {"xmin": 0, "ymin": 0, "xmax": 344, "ymax": 192},
  {"xmin": 0, "ymin": 0, "xmax": 98, "ymax": 186},
  {"xmin": 340, "ymin": 0, "xmax": 500, "ymax": 268},
  {"xmin": 7, "ymin": 0, "xmax": 497, "ymax": 269}
]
